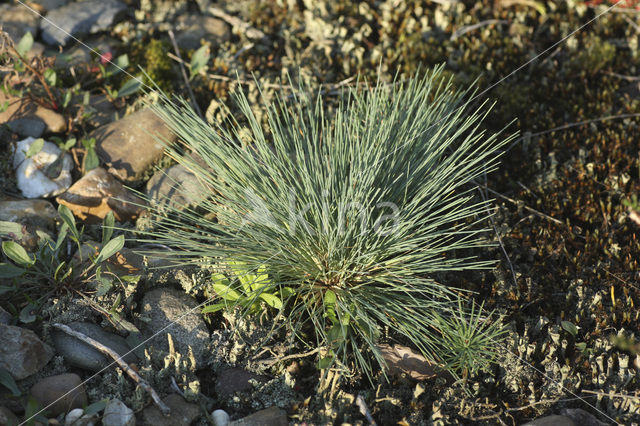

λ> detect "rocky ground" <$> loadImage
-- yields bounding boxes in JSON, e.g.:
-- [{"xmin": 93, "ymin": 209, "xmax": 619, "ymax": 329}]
[{"xmin": 1, "ymin": 0, "xmax": 640, "ymax": 425}]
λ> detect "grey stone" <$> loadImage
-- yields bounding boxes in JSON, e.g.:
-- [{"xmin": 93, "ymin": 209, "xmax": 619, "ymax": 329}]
[
  {"xmin": 522, "ymin": 415, "xmax": 576, "ymax": 426},
  {"xmin": 102, "ymin": 399, "xmax": 135, "ymax": 426},
  {"xmin": 40, "ymin": 0, "xmax": 127, "ymax": 46},
  {"xmin": 56, "ymin": 167, "xmax": 147, "ymax": 223},
  {"xmin": 0, "ymin": 199, "xmax": 58, "ymax": 230},
  {"xmin": 140, "ymin": 288, "xmax": 209, "ymax": 367},
  {"xmin": 0, "ymin": 5, "xmax": 39, "ymax": 44},
  {"xmin": 146, "ymin": 164, "xmax": 206, "ymax": 210},
  {"xmin": 7, "ymin": 118, "xmax": 46, "ymax": 138},
  {"xmin": 30, "ymin": 373, "xmax": 87, "ymax": 417},
  {"xmin": 141, "ymin": 393, "xmax": 201, "ymax": 426},
  {"xmin": 52, "ymin": 321, "xmax": 137, "ymax": 371},
  {"xmin": 0, "ymin": 324, "xmax": 53, "ymax": 380},
  {"xmin": 64, "ymin": 408, "xmax": 96, "ymax": 426},
  {"xmin": 91, "ymin": 108, "xmax": 177, "ymax": 184},
  {"xmin": 30, "ymin": 0, "xmax": 72, "ymax": 12},
  {"xmin": 211, "ymin": 409, "xmax": 230, "ymax": 426},
  {"xmin": 214, "ymin": 367, "xmax": 268, "ymax": 397},
  {"xmin": 175, "ymin": 14, "xmax": 230, "ymax": 50},
  {"xmin": 560, "ymin": 409, "xmax": 608, "ymax": 426},
  {"xmin": 229, "ymin": 406, "xmax": 287, "ymax": 426},
  {"xmin": 0, "ymin": 306, "xmax": 11, "ymax": 325},
  {"xmin": 0, "ymin": 405, "xmax": 20, "ymax": 426}
]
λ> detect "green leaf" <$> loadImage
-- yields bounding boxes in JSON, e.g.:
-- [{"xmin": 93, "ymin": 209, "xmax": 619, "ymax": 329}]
[
  {"xmin": 24, "ymin": 138, "xmax": 44, "ymax": 158},
  {"xmin": 575, "ymin": 342, "xmax": 587, "ymax": 352},
  {"xmin": 189, "ymin": 45, "xmax": 210, "ymax": 78},
  {"xmin": 83, "ymin": 147, "xmax": 99, "ymax": 172},
  {"xmin": 212, "ymin": 282, "xmax": 241, "ymax": 301},
  {"xmin": 19, "ymin": 303, "xmax": 37, "ymax": 324},
  {"xmin": 561, "ymin": 320, "xmax": 578, "ymax": 337},
  {"xmin": 0, "ymin": 263, "xmax": 26, "ymax": 278},
  {"xmin": 95, "ymin": 277, "xmax": 113, "ymax": 297},
  {"xmin": 202, "ymin": 303, "xmax": 226, "ymax": 314},
  {"xmin": 62, "ymin": 137, "xmax": 76, "ymax": 151},
  {"xmin": 16, "ymin": 32, "xmax": 34, "ymax": 57},
  {"xmin": 58, "ymin": 204, "xmax": 80, "ymax": 242},
  {"xmin": 102, "ymin": 212, "xmax": 115, "ymax": 245},
  {"xmin": 84, "ymin": 399, "xmax": 108, "ymax": 416},
  {"xmin": 95, "ymin": 235, "xmax": 124, "ymax": 264},
  {"xmin": 0, "ymin": 367, "xmax": 20, "ymax": 396},
  {"xmin": 43, "ymin": 68, "xmax": 57, "ymax": 87},
  {"xmin": 211, "ymin": 272, "xmax": 230, "ymax": 286},
  {"xmin": 317, "ymin": 356, "xmax": 333, "ymax": 369},
  {"xmin": 117, "ymin": 78, "xmax": 143, "ymax": 98},
  {"xmin": 0, "ymin": 100, "xmax": 9, "ymax": 113},
  {"xmin": 259, "ymin": 292, "xmax": 282, "ymax": 309},
  {"xmin": 2, "ymin": 241, "xmax": 34, "ymax": 266},
  {"xmin": 62, "ymin": 90, "xmax": 73, "ymax": 109}
]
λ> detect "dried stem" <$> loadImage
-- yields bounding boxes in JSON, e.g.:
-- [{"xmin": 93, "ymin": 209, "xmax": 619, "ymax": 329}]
[{"xmin": 53, "ymin": 323, "xmax": 171, "ymax": 416}]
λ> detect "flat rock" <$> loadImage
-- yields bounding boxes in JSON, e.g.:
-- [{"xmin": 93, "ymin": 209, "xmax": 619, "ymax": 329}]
[
  {"xmin": 30, "ymin": 0, "xmax": 72, "ymax": 13},
  {"xmin": 102, "ymin": 399, "xmax": 135, "ymax": 426},
  {"xmin": 140, "ymin": 288, "xmax": 209, "ymax": 367},
  {"xmin": 0, "ymin": 306, "xmax": 11, "ymax": 325},
  {"xmin": 522, "ymin": 415, "xmax": 576, "ymax": 426},
  {"xmin": 0, "ymin": 5, "xmax": 39, "ymax": 43},
  {"xmin": 0, "ymin": 92, "xmax": 66, "ymax": 137},
  {"xmin": 229, "ymin": 406, "xmax": 287, "ymax": 426},
  {"xmin": 141, "ymin": 394, "xmax": 201, "ymax": 426},
  {"xmin": 146, "ymin": 164, "xmax": 207, "ymax": 210},
  {"xmin": 175, "ymin": 14, "xmax": 230, "ymax": 50},
  {"xmin": 0, "ymin": 324, "xmax": 53, "ymax": 380},
  {"xmin": 30, "ymin": 373, "xmax": 87, "ymax": 417},
  {"xmin": 0, "ymin": 199, "xmax": 58, "ymax": 229},
  {"xmin": 91, "ymin": 108, "xmax": 176, "ymax": 184},
  {"xmin": 40, "ymin": 0, "xmax": 127, "ymax": 46},
  {"xmin": 52, "ymin": 321, "xmax": 137, "ymax": 372},
  {"xmin": 560, "ymin": 408, "xmax": 608, "ymax": 426},
  {"xmin": 215, "ymin": 367, "xmax": 269, "ymax": 397},
  {"xmin": 12, "ymin": 137, "xmax": 73, "ymax": 199},
  {"xmin": 57, "ymin": 167, "xmax": 146, "ymax": 223},
  {"xmin": 377, "ymin": 343, "xmax": 444, "ymax": 381}
]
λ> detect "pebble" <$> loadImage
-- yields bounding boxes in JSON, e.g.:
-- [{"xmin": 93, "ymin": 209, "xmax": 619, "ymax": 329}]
[
  {"xmin": 102, "ymin": 399, "xmax": 135, "ymax": 426},
  {"xmin": 214, "ymin": 367, "xmax": 269, "ymax": 397},
  {"xmin": 30, "ymin": 373, "xmax": 87, "ymax": 417},
  {"xmin": 146, "ymin": 164, "xmax": 206, "ymax": 210},
  {"xmin": 0, "ymin": 199, "xmax": 58, "ymax": 230},
  {"xmin": 40, "ymin": 0, "xmax": 127, "ymax": 46},
  {"xmin": 52, "ymin": 321, "xmax": 137, "ymax": 372},
  {"xmin": 0, "ymin": 92, "xmax": 66, "ymax": 137},
  {"xmin": 211, "ymin": 409, "xmax": 230, "ymax": 426},
  {"xmin": 140, "ymin": 288, "xmax": 209, "ymax": 367},
  {"xmin": 141, "ymin": 394, "xmax": 201, "ymax": 426},
  {"xmin": 175, "ymin": 14, "xmax": 230, "ymax": 50},
  {"xmin": 92, "ymin": 108, "xmax": 177, "ymax": 184},
  {"xmin": 228, "ymin": 406, "xmax": 288, "ymax": 426},
  {"xmin": 12, "ymin": 137, "xmax": 73, "ymax": 199},
  {"xmin": 0, "ymin": 324, "xmax": 53, "ymax": 380},
  {"xmin": 64, "ymin": 408, "xmax": 96, "ymax": 426},
  {"xmin": 56, "ymin": 167, "xmax": 146, "ymax": 223}
]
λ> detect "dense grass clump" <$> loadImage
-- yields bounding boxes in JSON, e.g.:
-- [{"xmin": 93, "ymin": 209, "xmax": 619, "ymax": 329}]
[{"xmin": 142, "ymin": 65, "xmax": 512, "ymax": 382}]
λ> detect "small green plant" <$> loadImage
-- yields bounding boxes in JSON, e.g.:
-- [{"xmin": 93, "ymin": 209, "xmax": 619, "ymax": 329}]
[
  {"xmin": 0, "ymin": 205, "xmax": 125, "ymax": 320},
  {"xmin": 141, "ymin": 65, "xmax": 512, "ymax": 383}
]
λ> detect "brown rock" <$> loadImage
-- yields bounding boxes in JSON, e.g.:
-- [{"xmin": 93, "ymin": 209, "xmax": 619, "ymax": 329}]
[
  {"xmin": 0, "ymin": 5, "xmax": 39, "ymax": 43},
  {"xmin": 56, "ymin": 167, "xmax": 146, "ymax": 223},
  {"xmin": 0, "ymin": 324, "xmax": 53, "ymax": 380},
  {"xmin": 0, "ymin": 92, "xmax": 65, "ymax": 137},
  {"xmin": 30, "ymin": 373, "xmax": 87, "ymax": 417},
  {"xmin": 146, "ymin": 164, "xmax": 207, "ymax": 210},
  {"xmin": 215, "ymin": 367, "xmax": 269, "ymax": 397},
  {"xmin": 91, "ymin": 108, "xmax": 176, "ymax": 184},
  {"xmin": 175, "ymin": 15, "xmax": 230, "ymax": 50},
  {"xmin": 229, "ymin": 406, "xmax": 288, "ymax": 426},
  {"xmin": 377, "ymin": 344, "xmax": 445, "ymax": 381},
  {"xmin": 141, "ymin": 394, "xmax": 201, "ymax": 426}
]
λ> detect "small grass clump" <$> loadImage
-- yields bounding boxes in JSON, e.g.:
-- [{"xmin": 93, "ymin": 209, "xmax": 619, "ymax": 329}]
[{"xmin": 141, "ymin": 65, "xmax": 512, "ymax": 383}]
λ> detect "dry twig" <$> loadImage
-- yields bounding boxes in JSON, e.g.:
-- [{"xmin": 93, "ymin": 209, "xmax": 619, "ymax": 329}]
[{"xmin": 53, "ymin": 323, "xmax": 171, "ymax": 416}]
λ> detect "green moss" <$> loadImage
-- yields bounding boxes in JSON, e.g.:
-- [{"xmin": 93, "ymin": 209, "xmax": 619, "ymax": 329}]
[
  {"xmin": 131, "ymin": 39, "xmax": 175, "ymax": 92},
  {"xmin": 566, "ymin": 35, "xmax": 616, "ymax": 76}
]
